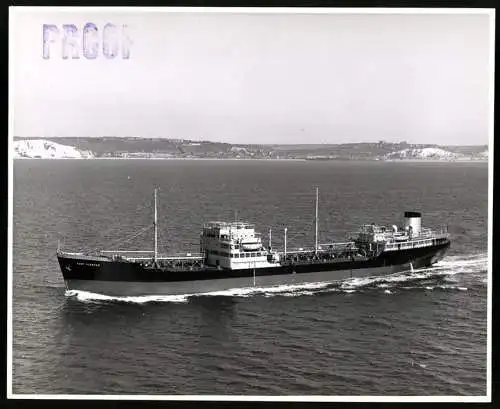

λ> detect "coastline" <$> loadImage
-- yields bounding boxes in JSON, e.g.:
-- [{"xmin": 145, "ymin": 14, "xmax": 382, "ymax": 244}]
[
  {"xmin": 12, "ymin": 157, "xmax": 488, "ymax": 163},
  {"xmin": 382, "ymin": 158, "xmax": 488, "ymax": 163},
  {"xmin": 12, "ymin": 157, "xmax": 308, "ymax": 161}
]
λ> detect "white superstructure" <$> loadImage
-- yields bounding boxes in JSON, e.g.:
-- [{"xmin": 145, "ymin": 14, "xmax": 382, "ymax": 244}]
[
  {"xmin": 355, "ymin": 212, "xmax": 449, "ymax": 253},
  {"xmin": 200, "ymin": 221, "xmax": 280, "ymax": 270}
]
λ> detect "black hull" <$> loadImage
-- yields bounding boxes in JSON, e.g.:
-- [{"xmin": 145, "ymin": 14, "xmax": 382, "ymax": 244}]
[{"xmin": 57, "ymin": 242, "xmax": 450, "ymax": 296}]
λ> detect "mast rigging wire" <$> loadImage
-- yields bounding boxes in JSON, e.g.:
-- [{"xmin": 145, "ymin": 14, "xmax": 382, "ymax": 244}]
[{"xmin": 91, "ymin": 224, "xmax": 153, "ymax": 253}]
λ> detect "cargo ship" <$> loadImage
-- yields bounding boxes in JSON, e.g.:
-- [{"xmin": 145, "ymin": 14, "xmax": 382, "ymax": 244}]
[{"xmin": 57, "ymin": 188, "xmax": 450, "ymax": 296}]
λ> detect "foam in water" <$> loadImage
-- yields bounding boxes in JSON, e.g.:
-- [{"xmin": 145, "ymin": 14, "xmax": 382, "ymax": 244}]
[
  {"xmin": 437, "ymin": 285, "xmax": 468, "ymax": 291},
  {"xmin": 64, "ymin": 281, "xmax": 336, "ymax": 303},
  {"xmin": 65, "ymin": 290, "xmax": 189, "ymax": 304},
  {"xmin": 64, "ymin": 253, "xmax": 485, "ymax": 303},
  {"xmin": 433, "ymin": 253, "xmax": 487, "ymax": 274},
  {"xmin": 410, "ymin": 360, "xmax": 428, "ymax": 369},
  {"xmin": 340, "ymin": 276, "xmax": 375, "ymax": 289},
  {"xmin": 197, "ymin": 280, "xmax": 333, "ymax": 298}
]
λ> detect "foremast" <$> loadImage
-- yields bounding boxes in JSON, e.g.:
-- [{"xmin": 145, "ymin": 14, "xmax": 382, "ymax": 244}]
[
  {"xmin": 315, "ymin": 186, "xmax": 319, "ymax": 255},
  {"xmin": 154, "ymin": 188, "xmax": 158, "ymax": 263}
]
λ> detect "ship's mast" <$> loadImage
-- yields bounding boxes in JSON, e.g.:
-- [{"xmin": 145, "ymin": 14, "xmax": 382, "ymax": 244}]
[
  {"xmin": 154, "ymin": 188, "xmax": 158, "ymax": 262},
  {"xmin": 315, "ymin": 186, "xmax": 319, "ymax": 255}
]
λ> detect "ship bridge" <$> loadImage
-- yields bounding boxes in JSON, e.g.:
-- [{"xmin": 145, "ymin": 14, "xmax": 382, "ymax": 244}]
[
  {"xmin": 202, "ymin": 221, "xmax": 257, "ymax": 240},
  {"xmin": 200, "ymin": 221, "xmax": 277, "ymax": 270}
]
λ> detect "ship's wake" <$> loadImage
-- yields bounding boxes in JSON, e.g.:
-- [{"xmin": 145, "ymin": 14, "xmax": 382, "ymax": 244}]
[
  {"xmin": 338, "ymin": 252, "xmax": 487, "ymax": 294},
  {"xmin": 64, "ymin": 252, "xmax": 487, "ymax": 303}
]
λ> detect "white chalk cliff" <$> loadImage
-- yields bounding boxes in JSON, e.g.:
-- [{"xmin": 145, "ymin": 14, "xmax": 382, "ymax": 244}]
[
  {"xmin": 384, "ymin": 147, "xmax": 462, "ymax": 160},
  {"xmin": 13, "ymin": 139, "xmax": 94, "ymax": 159}
]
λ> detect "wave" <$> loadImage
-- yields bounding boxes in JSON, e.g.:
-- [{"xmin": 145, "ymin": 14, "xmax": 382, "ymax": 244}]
[
  {"xmin": 65, "ymin": 290, "xmax": 190, "ymax": 304},
  {"xmin": 433, "ymin": 253, "xmax": 487, "ymax": 273},
  {"xmin": 401, "ymin": 285, "xmax": 468, "ymax": 292},
  {"xmin": 64, "ymin": 252, "xmax": 486, "ymax": 303},
  {"xmin": 338, "ymin": 252, "xmax": 486, "ymax": 294}
]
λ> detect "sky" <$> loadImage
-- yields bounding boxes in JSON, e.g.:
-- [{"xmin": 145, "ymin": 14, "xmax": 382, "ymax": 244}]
[{"xmin": 11, "ymin": 9, "xmax": 493, "ymax": 145}]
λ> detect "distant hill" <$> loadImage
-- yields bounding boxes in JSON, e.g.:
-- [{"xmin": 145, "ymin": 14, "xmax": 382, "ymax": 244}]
[{"xmin": 12, "ymin": 137, "xmax": 488, "ymax": 161}]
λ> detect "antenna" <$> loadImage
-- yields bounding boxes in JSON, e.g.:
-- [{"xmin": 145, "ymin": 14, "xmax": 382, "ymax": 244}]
[
  {"xmin": 253, "ymin": 260, "xmax": 256, "ymax": 287},
  {"xmin": 154, "ymin": 188, "xmax": 158, "ymax": 262},
  {"xmin": 315, "ymin": 186, "xmax": 319, "ymax": 255}
]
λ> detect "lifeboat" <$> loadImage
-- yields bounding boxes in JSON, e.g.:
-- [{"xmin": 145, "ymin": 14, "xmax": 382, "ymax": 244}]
[
  {"xmin": 395, "ymin": 235, "xmax": 409, "ymax": 241},
  {"xmin": 241, "ymin": 241, "xmax": 262, "ymax": 251}
]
